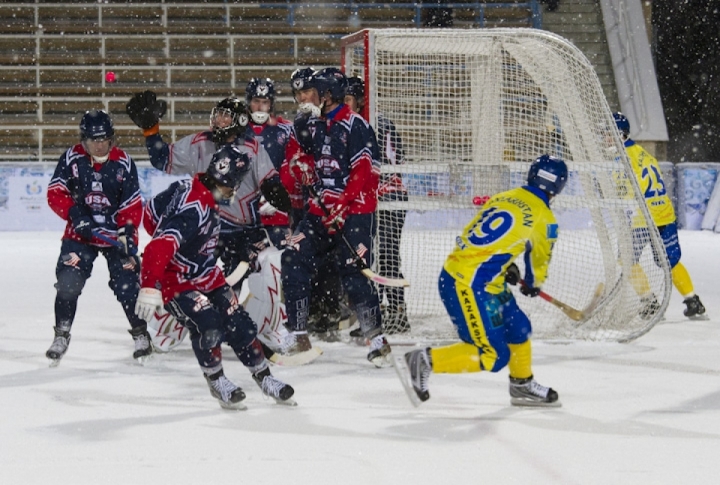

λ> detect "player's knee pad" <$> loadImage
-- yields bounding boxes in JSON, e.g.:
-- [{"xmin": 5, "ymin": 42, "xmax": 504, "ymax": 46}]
[
  {"xmin": 55, "ymin": 268, "xmax": 87, "ymax": 299},
  {"xmin": 110, "ymin": 275, "xmax": 140, "ymax": 303},
  {"xmin": 199, "ymin": 328, "xmax": 224, "ymax": 350},
  {"xmin": 224, "ymin": 311, "xmax": 258, "ymax": 349},
  {"xmin": 354, "ymin": 299, "xmax": 382, "ymax": 337}
]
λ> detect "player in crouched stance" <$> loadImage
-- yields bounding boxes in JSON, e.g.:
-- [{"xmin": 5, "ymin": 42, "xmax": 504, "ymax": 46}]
[
  {"xmin": 394, "ymin": 155, "xmax": 567, "ymax": 408},
  {"xmin": 136, "ymin": 146, "xmax": 295, "ymax": 409}
]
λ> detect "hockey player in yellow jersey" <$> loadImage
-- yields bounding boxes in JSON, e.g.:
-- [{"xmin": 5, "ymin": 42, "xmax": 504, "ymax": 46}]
[
  {"xmin": 614, "ymin": 113, "xmax": 706, "ymax": 320},
  {"xmin": 394, "ymin": 155, "xmax": 567, "ymax": 407}
]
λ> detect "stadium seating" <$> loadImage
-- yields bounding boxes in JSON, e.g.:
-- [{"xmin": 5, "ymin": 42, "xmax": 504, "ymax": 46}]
[{"xmin": 0, "ymin": 1, "xmax": 540, "ymax": 160}]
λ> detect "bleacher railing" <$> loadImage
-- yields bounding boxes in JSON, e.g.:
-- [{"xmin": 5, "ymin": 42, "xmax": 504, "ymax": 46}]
[{"xmin": 0, "ymin": 1, "xmax": 541, "ymax": 161}]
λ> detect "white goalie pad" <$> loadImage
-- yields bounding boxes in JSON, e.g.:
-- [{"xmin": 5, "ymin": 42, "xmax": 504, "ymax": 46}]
[
  {"xmin": 242, "ymin": 246, "xmax": 292, "ymax": 354},
  {"xmin": 146, "ymin": 309, "xmax": 188, "ymax": 353}
]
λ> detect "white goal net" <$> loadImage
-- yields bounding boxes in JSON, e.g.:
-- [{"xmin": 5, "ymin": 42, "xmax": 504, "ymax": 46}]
[{"xmin": 341, "ymin": 28, "xmax": 672, "ymax": 342}]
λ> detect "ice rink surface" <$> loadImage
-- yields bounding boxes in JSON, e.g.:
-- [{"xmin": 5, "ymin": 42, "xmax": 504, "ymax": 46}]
[{"xmin": 1, "ymin": 231, "xmax": 719, "ymax": 485}]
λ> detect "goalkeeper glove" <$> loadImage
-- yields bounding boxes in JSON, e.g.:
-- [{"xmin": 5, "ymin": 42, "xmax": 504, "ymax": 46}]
[
  {"xmin": 135, "ymin": 288, "xmax": 163, "ymax": 322},
  {"xmin": 126, "ymin": 90, "xmax": 167, "ymax": 134}
]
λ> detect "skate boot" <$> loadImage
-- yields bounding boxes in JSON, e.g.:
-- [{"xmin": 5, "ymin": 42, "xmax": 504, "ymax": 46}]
[
  {"xmin": 683, "ymin": 294, "xmax": 707, "ymax": 319},
  {"xmin": 312, "ymin": 312, "xmax": 342, "ymax": 343},
  {"xmin": 46, "ymin": 326, "xmax": 71, "ymax": 367},
  {"xmin": 509, "ymin": 375, "xmax": 561, "ymax": 407},
  {"xmin": 393, "ymin": 348, "xmax": 431, "ymax": 406},
  {"xmin": 284, "ymin": 331, "xmax": 312, "ymax": 355},
  {"xmin": 348, "ymin": 326, "xmax": 365, "ymax": 345},
  {"xmin": 205, "ymin": 369, "xmax": 247, "ymax": 410},
  {"xmin": 383, "ymin": 304, "xmax": 411, "ymax": 335},
  {"xmin": 639, "ymin": 294, "xmax": 660, "ymax": 320},
  {"xmin": 367, "ymin": 334, "xmax": 392, "ymax": 368},
  {"xmin": 252, "ymin": 366, "xmax": 296, "ymax": 406},
  {"xmin": 129, "ymin": 327, "xmax": 153, "ymax": 364}
]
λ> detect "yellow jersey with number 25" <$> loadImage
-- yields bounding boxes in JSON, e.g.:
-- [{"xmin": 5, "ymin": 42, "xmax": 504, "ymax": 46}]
[
  {"xmin": 443, "ymin": 185, "xmax": 559, "ymax": 295},
  {"xmin": 625, "ymin": 139, "xmax": 676, "ymax": 227}
]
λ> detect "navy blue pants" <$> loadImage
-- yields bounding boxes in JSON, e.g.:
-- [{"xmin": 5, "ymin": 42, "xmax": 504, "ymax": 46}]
[
  {"xmin": 54, "ymin": 238, "xmax": 144, "ymax": 330},
  {"xmin": 282, "ymin": 213, "xmax": 381, "ymax": 337},
  {"xmin": 166, "ymin": 285, "xmax": 263, "ymax": 370}
]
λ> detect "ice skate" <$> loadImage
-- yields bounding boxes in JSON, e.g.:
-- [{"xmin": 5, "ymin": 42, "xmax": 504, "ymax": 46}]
[
  {"xmin": 393, "ymin": 348, "xmax": 431, "ymax": 406},
  {"xmin": 347, "ymin": 326, "xmax": 366, "ymax": 345},
  {"xmin": 205, "ymin": 370, "xmax": 247, "ymax": 410},
  {"xmin": 252, "ymin": 367, "xmax": 296, "ymax": 406},
  {"xmin": 509, "ymin": 375, "xmax": 561, "ymax": 408},
  {"xmin": 639, "ymin": 294, "xmax": 660, "ymax": 320},
  {"xmin": 310, "ymin": 313, "xmax": 342, "ymax": 343},
  {"xmin": 46, "ymin": 326, "xmax": 71, "ymax": 367},
  {"xmin": 367, "ymin": 334, "xmax": 392, "ymax": 368},
  {"xmin": 683, "ymin": 295, "xmax": 707, "ymax": 320},
  {"xmin": 382, "ymin": 304, "xmax": 411, "ymax": 335},
  {"xmin": 269, "ymin": 332, "xmax": 323, "ymax": 366},
  {"xmin": 129, "ymin": 327, "xmax": 154, "ymax": 364}
]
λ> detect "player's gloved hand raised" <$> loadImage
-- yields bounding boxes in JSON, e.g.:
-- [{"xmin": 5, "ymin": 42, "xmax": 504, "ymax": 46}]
[
  {"xmin": 135, "ymin": 288, "xmax": 163, "ymax": 322},
  {"xmin": 323, "ymin": 203, "xmax": 349, "ymax": 234},
  {"xmin": 68, "ymin": 205, "xmax": 96, "ymax": 241},
  {"xmin": 520, "ymin": 284, "xmax": 541, "ymax": 298},
  {"xmin": 505, "ymin": 263, "xmax": 520, "ymax": 286},
  {"xmin": 126, "ymin": 90, "xmax": 167, "ymax": 131}
]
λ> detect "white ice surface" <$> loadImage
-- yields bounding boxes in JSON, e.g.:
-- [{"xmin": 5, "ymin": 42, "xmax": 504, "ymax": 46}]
[{"xmin": 1, "ymin": 231, "xmax": 719, "ymax": 485}]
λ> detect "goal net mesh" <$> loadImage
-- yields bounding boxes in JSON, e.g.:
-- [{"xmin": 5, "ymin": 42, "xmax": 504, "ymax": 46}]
[{"xmin": 341, "ymin": 28, "xmax": 672, "ymax": 342}]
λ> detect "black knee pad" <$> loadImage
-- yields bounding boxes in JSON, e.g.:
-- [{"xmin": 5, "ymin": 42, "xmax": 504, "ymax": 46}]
[
  {"xmin": 199, "ymin": 328, "xmax": 224, "ymax": 350},
  {"xmin": 55, "ymin": 268, "xmax": 87, "ymax": 299}
]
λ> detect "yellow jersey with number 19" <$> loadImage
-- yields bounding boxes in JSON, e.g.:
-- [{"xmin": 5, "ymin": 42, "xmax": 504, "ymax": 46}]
[{"xmin": 443, "ymin": 186, "xmax": 559, "ymax": 295}]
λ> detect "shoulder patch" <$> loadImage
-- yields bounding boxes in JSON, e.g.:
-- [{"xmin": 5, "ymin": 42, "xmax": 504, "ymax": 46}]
[{"xmin": 547, "ymin": 223, "xmax": 559, "ymax": 240}]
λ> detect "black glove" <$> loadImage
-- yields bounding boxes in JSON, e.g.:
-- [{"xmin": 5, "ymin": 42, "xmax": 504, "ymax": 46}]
[
  {"xmin": 117, "ymin": 224, "xmax": 138, "ymax": 257},
  {"xmin": 68, "ymin": 205, "xmax": 95, "ymax": 241},
  {"xmin": 126, "ymin": 90, "xmax": 167, "ymax": 130},
  {"xmin": 520, "ymin": 284, "xmax": 541, "ymax": 298},
  {"xmin": 505, "ymin": 263, "xmax": 520, "ymax": 286}
]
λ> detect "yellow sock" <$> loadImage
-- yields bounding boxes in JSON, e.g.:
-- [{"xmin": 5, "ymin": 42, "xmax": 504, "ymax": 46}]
[
  {"xmin": 671, "ymin": 263, "xmax": 694, "ymax": 297},
  {"xmin": 430, "ymin": 342, "xmax": 483, "ymax": 373},
  {"xmin": 630, "ymin": 264, "xmax": 651, "ymax": 297},
  {"xmin": 508, "ymin": 341, "xmax": 532, "ymax": 380}
]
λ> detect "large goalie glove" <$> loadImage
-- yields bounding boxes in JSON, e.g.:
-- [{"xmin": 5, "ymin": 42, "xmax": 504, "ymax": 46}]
[{"xmin": 126, "ymin": 90, "xmax": 167, "ymax": 130}]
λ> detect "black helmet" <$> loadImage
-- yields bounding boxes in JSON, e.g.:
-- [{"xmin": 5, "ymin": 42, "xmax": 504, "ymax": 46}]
[
  {"xmin": 206, "ymin": 144, "xmax": 251, "ymax": 190},
  {"xmin": 210, "ymin": 97, "xmax": 249, "ymax": 147},
  {"xmin": 310, "ymin": 67, "xmax": 348, "ymax": 104},
  {"xmin": 290, "ymin": 67, "xmax": 317, "ymax": 95},
  {"xmin": 346, "ymin": 76, "xmax": 365, "ymax": 101}
]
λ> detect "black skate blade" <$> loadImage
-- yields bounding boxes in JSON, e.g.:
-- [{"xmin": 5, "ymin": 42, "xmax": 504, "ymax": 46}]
[
  {"xmin": 392, "ymin": 354, "xmax": 423, "ymax": 407},
  {"xmin": 510, "ymin": 397, "xmax": 562, "ymax": 408}
]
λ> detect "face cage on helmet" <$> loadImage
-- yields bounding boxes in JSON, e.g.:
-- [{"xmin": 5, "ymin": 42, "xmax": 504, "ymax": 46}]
[{"xmin": 210, "ymin": 107, "xmax": 244, "ymax": 146}]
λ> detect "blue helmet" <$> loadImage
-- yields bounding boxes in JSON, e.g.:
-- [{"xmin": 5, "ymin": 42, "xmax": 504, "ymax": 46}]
[
  {"xmin": 245, "ymin": 78, "xmax": 276, "ymax": 108},
  {"xmin": 80, "ymin": 109, "xmax": 114, "ymax": 141},
  {"xmin": 206, "ymin": 144, "xmax": 251, "ymax": 190},
  {"xmin": 290, "ymin": 67, "xmax": 316, "ymax": 95},
  {"xmin": 527, "ymin": 154, "xmax": 568, "ymax": 196},
  {"xmin": 613, "ymin": 112, "xmax": 630, "ymax": 136},
  {"xmin": 311, "ymin": 67, "xmax": 348, "ymax": 103}
]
